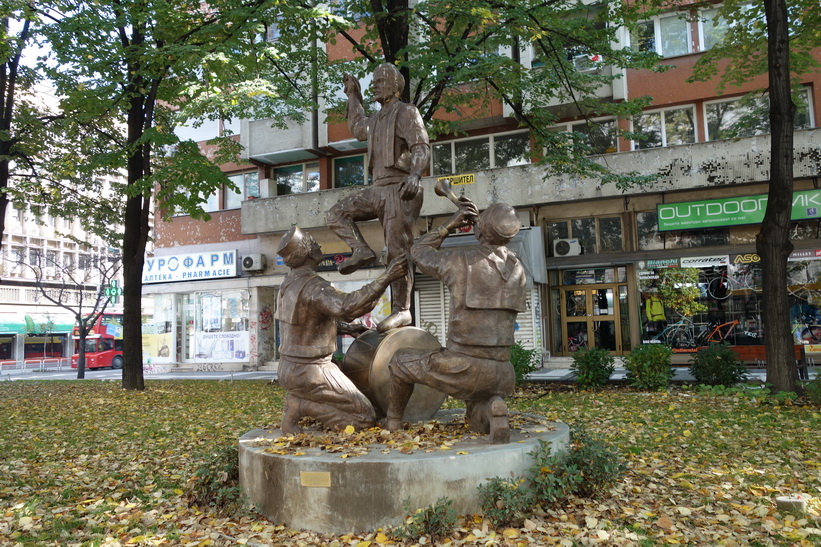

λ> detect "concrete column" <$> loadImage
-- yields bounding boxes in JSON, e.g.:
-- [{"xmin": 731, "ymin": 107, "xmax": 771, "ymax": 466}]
[{"xmin": 249, "ymin": 286, "xmax": 277, "ymax": 369}]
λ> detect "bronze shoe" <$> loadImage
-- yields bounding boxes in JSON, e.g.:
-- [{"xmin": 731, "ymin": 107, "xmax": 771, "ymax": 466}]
[{"xmin": 338, "ymin": 247, "xmax": 377, "ymax": 275}]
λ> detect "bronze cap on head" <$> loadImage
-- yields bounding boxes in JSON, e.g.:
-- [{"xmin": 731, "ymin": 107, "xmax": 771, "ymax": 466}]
[
  {"xmin": 479, "ymin": 203, "xmax": 520, "ymax": 242},
  {"xmin": 277, "ymin": 225, "xmax": 313, "ymax": 267}
]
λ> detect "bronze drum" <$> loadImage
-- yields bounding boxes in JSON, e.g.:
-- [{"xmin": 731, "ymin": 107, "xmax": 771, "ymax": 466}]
[{"xmin": 341, "ymin": 327, "xmax": 447, "ymax": 422}]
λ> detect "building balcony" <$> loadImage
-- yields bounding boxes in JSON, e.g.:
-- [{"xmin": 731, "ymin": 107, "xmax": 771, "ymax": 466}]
[{"xmin": 241, "ymin": 128, "xmax": 821, "ymax": 235}]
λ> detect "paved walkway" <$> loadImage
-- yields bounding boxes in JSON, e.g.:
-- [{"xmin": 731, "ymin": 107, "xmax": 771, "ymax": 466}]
[{"xmin": 1, "ymin": 365, "xmax": 816, "ymax": 383}]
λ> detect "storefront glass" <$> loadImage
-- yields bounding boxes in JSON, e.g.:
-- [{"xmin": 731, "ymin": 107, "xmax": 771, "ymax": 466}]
[
  {"xmin": 638, "ymin": 260, "xmax": 763, "ymax": 353},
  {"xmin": 143, "ymin": 294, "xmax": 174, "ymax": 364},
  {"xmin": 143, "ymin": 290, "xmax": 250, "ymax": 363}
]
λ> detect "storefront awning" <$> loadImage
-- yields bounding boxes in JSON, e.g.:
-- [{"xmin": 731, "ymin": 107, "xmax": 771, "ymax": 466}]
[{"xmin": 0, "ymin": 312, "xmax": 76, "ymax": 334}]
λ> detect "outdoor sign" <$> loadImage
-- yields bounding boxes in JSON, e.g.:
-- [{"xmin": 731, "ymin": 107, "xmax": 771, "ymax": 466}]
[
  {"xmin": 640, "ymin": 258, "xmax": 679, "ymax": 269},
  {"xmin": 679, "ymin": 255, "xmax": 729, "ymax": 268},
  {"xmin": 142, "ymin": 250, "xmax": 238, "ymax": 284},
  {"xmin": 437, "ymin": 173, "xmax": 475, "ymax": 186},
  {"xmin": 730, "ymin": 250, "xmax": 821, "ymax": 263},
  {"xmin": 657, "ymin": 189, "xmax": 821, "ymax": 231}
]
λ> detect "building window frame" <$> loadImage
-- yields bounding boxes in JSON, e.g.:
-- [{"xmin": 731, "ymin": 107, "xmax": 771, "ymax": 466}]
[
  {"xmin": 431, "ymin": 130, "xmax": 531, "ymax": 177},
  {"xmin": 333, "ymin": 154, "xmax": 371, "ymax": 188},
  {"xmin": 631, "ymin": 105, "xmax": 697, "ymax": 150},
  {"xmin": 552, "ymin": 118, "xmax": 619, "ymax": 155},
  {"xmin": 273, "ymin": 161, "xmax": 321, "ymax": 195},
  {"xmin": 629, "ymin": 12, "xmax": 693, "ymax": 58},
  {"xmin": 225, "ymin": 171, "xmax": 260, "ymax": 210},
  {"xmin": 704, "ymin": 87, "xmax": 814, "ymax": 141},
  {"xmin": 548, "ymin": 216, "xmax": 624, "ymax": 256}
]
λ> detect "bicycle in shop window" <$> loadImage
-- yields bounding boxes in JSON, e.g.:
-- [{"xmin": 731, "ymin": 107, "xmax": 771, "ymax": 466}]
[
  {"xmin": 650, "ymin": 317, "xmax": 739, "ymax": 349},
  {"xmin": 699, "ymin": 266, "xmax": 759, "ymax": 301},
  {"xmin": 791, "ymin": 313, "xmax": 821, "ymax": 344}
]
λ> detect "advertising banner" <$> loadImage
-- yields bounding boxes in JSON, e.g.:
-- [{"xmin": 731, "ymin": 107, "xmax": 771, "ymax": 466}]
[
  {"xmin": 143, "ymin": 250, "xmax": 238, "ymax": 284},
  {"xmin": 657, "ymin": 189, "xmax": 821, "ymax": 231}
]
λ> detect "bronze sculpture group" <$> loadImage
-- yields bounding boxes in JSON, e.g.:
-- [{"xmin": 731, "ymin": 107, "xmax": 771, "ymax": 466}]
[{"xmin": 276, "ymin": 63, "xmax": 527, "ymax": 444}]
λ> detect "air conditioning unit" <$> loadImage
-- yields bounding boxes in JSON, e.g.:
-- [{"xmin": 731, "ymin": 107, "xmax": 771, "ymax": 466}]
[
  {"xmin": 553, "ymin": 238, "xmax": 582, "ymax": 257},
  {"xmin": 242, "ymin": 253, "xmax": 266, "ymax": 272}
]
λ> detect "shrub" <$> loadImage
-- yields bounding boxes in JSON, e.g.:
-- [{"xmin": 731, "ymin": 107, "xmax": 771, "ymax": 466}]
[
  {"xmin": 689, "ymin": 343, "xmax": 748, "ymax": 386},
  {"xmin": 567, "ymin": 428, "xmax": 625, "ymax": 497},
  {"xmin": 477, "ymin": 476, "xmax": 531, "ymax": 528},
  {"xmin": 527, "ymin": 427, "xmax": 624, "ymax": 507},
  {"xmin": 802, "ymin": 376, "xmax": 821, "ymax": 405},
  {"xmin": 528, "ymin": 440, "xmax": 582, "ymax": 507},
  {"xmin": 510, "ymin": 341, "xmax": 541, "ymax": 386},
  {"xmin": 570, "ymin": 347, "xmax": 616, "ymax": 389},
  {"xmin": 393, "ymin": 496, "xmax": 457, "ymax": 542},
  {"xmin": 623, "ymin": 343, "xmax": 674, "ymax": 390},
  {"xmin": 185, "ymin": 444, "xmax": 245, "ymax": 514}
]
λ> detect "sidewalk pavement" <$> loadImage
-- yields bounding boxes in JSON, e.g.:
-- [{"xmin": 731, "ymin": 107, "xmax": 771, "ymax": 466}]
[{"xmin": 2, "ymin": 364, "xmax": 817, "ymax": 383}]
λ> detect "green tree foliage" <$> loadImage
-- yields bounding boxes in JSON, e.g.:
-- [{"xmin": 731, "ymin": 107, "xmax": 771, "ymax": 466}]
[
  {"xmin": 310, "ymin": 0, "xmax": 662, "ymax": 187},
  {"xmin": 657, "ymin": 268, "xmax": 707, "ymax": 318},
  {"xmin": 32, "ymin": 0, "xmax": 311, "ymax": 389}
]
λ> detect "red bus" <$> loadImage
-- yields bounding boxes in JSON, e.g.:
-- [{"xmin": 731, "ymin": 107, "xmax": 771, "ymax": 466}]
[{"xmin": 71, "ymin": 313, "xmax": 124, "ymax": 369}]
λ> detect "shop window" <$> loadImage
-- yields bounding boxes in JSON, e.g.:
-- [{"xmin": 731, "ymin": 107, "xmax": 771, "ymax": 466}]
[
  {"xmin": 632, "ymin": 106, "xmax": 696, "ymax": 149},
  {"xmin": 638, "ymin": 263, "xmax": 764, "ymax": 351},
  {"xmin": 334, "ymin": 155, "xmax": 370, "ymax": 188},
  {"xmin": 548, "ymin": 216, "xmax": 623, "ymax": 256},
  {"xmin": 791, "ymin": 220, "xmax": 820, "ymax": 241},
  {"xmin": 705, "ymin": 87, "xmax": 813, "ymax": 141},
  {"xmin": 431, "ymin": 131, "xmax": 531, "ymax": 176},
  {"xmin": 629, "ymin": 13, "xmax": 692, "ymax": 58},
  {"xmin": 636, "ymin": 211, "xmax": 729, "ymax": 251},
  {"xmin": 225, "ymin": 171, "xmax": 260, "ymax": 209},
  {"xmin": 274, "ymin": 162, "xmax": 320, "ymax": 195}
]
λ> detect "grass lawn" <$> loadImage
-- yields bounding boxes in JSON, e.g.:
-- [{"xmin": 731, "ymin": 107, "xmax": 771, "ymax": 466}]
[{"xmin": 0, "ymin": 380, "xmax": 819, "ymax": 546}]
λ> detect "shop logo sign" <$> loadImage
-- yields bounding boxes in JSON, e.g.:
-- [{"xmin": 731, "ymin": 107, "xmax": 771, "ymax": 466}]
[
  {"xmin": 680, "ymin": 255, "xmax": 729, "ymax": 268},
  {"xmin": 732, "ymin": 253, "xmax": 760, "ymax": 264},
  {"xmin": 143, "ymin": 250, "xmax": 238, "ymax": 283},
  {"xmin": 657, "ymin": 189, "xmax": 821, "ymax": 231}
]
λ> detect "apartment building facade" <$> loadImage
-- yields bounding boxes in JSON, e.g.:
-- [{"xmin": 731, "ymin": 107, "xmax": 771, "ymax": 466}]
[
  {"xmin": 0, "ymin": 201, "xmax": 121, "ymax": 363},
  {"xmin": 144, "ymin": 4, "xmax": 821, "ymax": 369}
]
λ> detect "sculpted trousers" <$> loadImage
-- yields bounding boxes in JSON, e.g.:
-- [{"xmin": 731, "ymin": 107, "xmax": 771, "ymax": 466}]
[{"xmin": 326, "ymin": 184, "xmax": 423, "ymax": 311}]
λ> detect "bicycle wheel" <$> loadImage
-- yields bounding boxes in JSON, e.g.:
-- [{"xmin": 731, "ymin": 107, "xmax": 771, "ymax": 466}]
[
  {"xmin": 666, "ymin": 328, "xmax": 693, "ymax": 349},
  {"xmin": 708, "ymin": 275, "xmax": 731, "ymax": 300}
]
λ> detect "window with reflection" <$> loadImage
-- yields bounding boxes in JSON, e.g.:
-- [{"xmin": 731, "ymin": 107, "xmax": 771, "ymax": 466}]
[
  {"xmin": 549, "ymin": 216, "xmax": 623, "ymax": 256},
  {"xmin": 274, "ymin": 162, "xmax": 320, "ymax": 194},
  {"xmin": 334, "ymin": 155, "xmax": 370, "ymax": 188},
  {"xmin": 431, "ymin": 131, "xmax": 531, "ymax": 176},
  {"xmin": 633, "ymin": 106, "xmax": 696, "ymax": 149}
]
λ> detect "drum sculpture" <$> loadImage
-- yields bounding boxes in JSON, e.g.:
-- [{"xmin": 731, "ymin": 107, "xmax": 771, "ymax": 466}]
[{"xmin": 340, "ymin": 327, "xmax": 447, "ymax": 422}]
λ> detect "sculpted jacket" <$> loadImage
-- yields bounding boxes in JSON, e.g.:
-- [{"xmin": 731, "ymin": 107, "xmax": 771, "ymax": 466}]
[
  {"xmin": 411, "ymin": 228, "xmax": 528, "ymax": 351},
  {"xmin": 276, "ymin": 268, "xmax": 383, "ymax": 360}
]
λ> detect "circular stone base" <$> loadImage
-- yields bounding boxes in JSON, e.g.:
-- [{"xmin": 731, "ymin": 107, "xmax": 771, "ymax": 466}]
[{"xmin": 238, "ymin": 412, "xmax": 569, "ymax": 534}]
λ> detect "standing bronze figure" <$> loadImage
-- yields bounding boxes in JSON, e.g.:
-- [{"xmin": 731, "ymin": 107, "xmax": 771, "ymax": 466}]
[
  {"xmin": 326, "ymin": 63, "xmax": 430, "ymax": 332},
  {"xmin": 275, "ymin": 225, "xmax": 408, "ymax": 434},
  {"xmin": 385, "ymin": 198, "xmax": 527, "ymax": 443}
]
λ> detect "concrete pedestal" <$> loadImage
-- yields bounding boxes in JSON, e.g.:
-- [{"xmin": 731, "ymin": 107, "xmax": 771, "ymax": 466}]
[{"xmin": 239, "ymin": 413, "xmax": 569, "ymax": 534}]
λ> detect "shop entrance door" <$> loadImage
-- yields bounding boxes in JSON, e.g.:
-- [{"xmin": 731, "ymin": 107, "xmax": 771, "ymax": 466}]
[
  {"xmin": 176, "ymin": 294, "xmax": 196, "ymax": 362},
  {"xmin": 560, "ymin": 286, "xmax": 625, "ymax": 355}
]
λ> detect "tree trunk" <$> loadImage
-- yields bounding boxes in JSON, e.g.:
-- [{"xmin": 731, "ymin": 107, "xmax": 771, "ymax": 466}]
[
  {"xmin": 0, "ymin": 158, "xmax": 8, "ymax": 241},
  {"xmin": 77, "ymin": 331, "xmax": 86, "ymax": 379},
  {"xmin": 757, "ymin": 0, "xmax": 796, "ymax": 393},
  {"xmin": 121, "ymin": 94, "xmax": 149, "ymax": 391}
]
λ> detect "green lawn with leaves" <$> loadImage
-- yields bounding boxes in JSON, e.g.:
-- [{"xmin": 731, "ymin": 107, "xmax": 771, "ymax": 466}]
[{"xmin": 1, "ymin": 380, "xmax": 819, "ymax": 545}]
